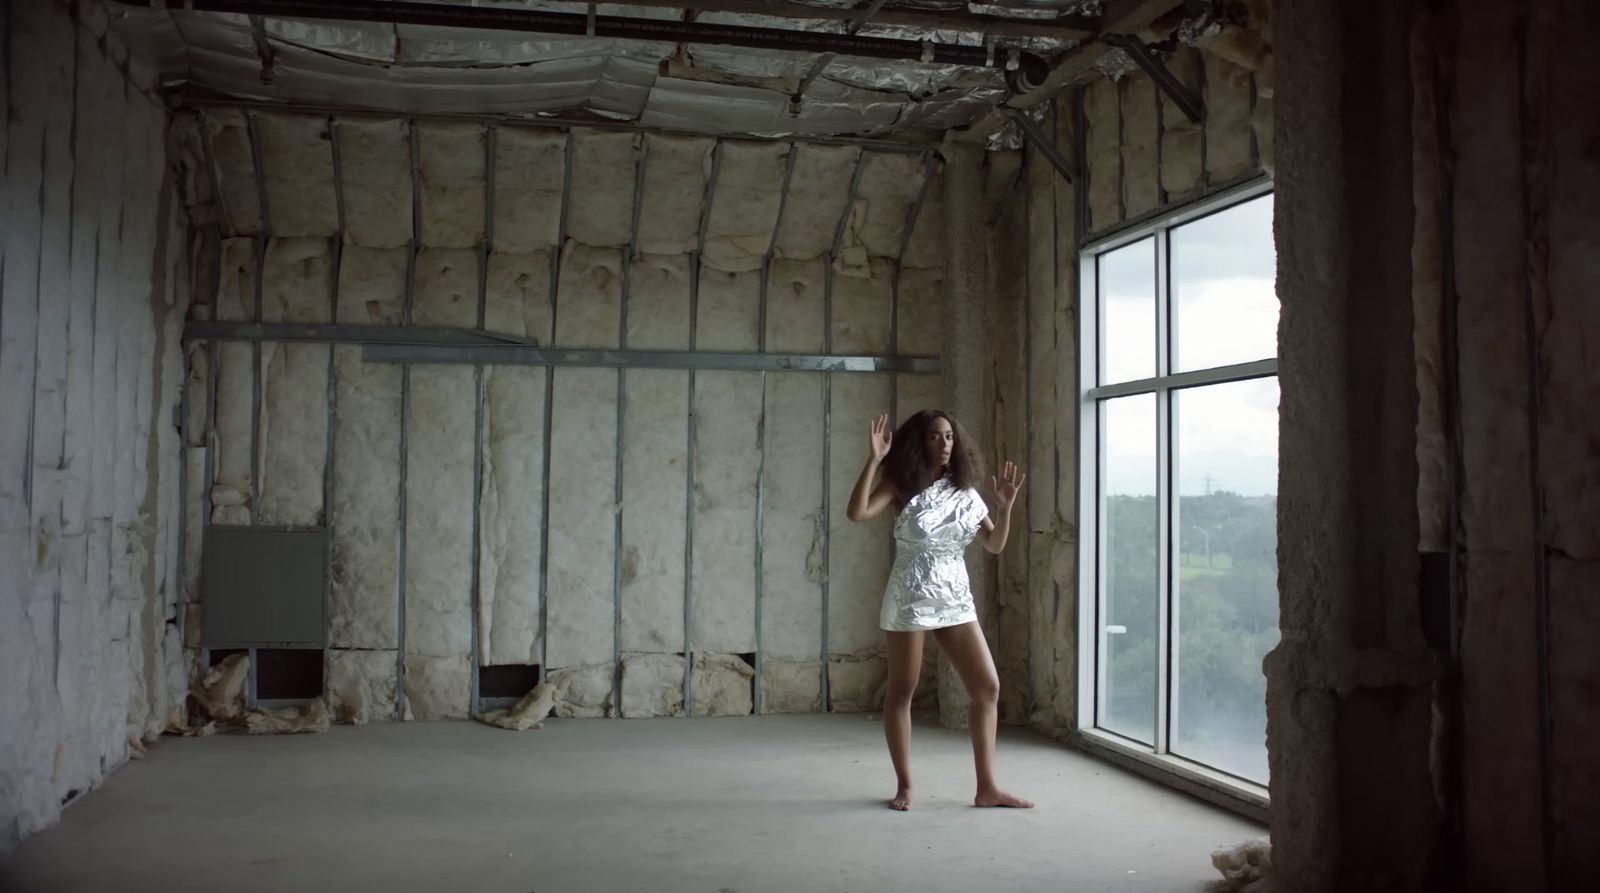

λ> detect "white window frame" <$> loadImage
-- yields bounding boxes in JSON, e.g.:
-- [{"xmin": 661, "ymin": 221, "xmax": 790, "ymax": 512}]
[{"xmin": 1075, "ymin": 177, "xmax": 1276, "ymax": 810}]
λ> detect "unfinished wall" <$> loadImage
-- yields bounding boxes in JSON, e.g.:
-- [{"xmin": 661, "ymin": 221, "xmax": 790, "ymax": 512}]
[
  {"xmin": 182, "ymin": 110, "xmax": 946, "ymax": 722},
  {"xmin": 1262, "ymin": 0, "xmax": 1599, "ymax": 888},
  {"xmin": 1, "ymin": 0, "xmax": 182, "ymax": 857},
  {"xmin": 1080, "ymin": 42, "xmax": 1273, "ymax": 241},
  {"xmin": 997, "ymin": 29, "xmax": 1276, "ymax": 739}
]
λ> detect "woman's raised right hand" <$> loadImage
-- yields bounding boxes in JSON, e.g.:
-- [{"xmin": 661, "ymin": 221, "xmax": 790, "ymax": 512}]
[{"xmin": 869, "ymin": 414, "xmax": 892, "ymax": 462}]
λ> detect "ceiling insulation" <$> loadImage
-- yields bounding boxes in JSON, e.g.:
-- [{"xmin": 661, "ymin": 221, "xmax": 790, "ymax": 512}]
[{"xmin": 106, "ymin": 0, "xmax": 1109, "ymax": 138}]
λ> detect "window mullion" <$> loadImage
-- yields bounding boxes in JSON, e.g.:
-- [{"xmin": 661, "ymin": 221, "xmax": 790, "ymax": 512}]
[
  {"xmin": 1153, "ymin": 229, "xmax": 1172, "ymax": 754},
  {"xmin": 1078, "ymin": 251, "xmax": 1100, "ymax": 733},
  {"xmin": 1094, "ymin": 400, "xmax": 1110, "ymax": 731},
  {"xmin": 1095, "ymin": 254, "xmax": 1108, "ymax": 388}
]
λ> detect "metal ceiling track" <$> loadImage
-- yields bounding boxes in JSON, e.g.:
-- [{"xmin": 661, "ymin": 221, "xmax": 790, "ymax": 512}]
[
  {"xmin": 181, "ymin": 320, "xmax": 939, "ymax": 374},
  {"xmin": 124, "ymin": 0, "xmax": 1053, "ymax": 83}
]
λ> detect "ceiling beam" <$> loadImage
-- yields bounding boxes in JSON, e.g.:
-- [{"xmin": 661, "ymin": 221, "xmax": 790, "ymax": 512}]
[
  {"xmin": 122, "ymin": 0, "xmax": 1052, "ymax": 77},
  {"xmin": 606, "ymin": 0, "xmax": 1097, "ymax": 40},
  {"xmin": 1006, "ymin": 0, "xmax": 1188, "ymax": 109},
  {"xmin": 1005, "ymin": 39, "xmax": 1111, "ymax": 109},
  {"xmin": 1100, "ymin": 0, "xmax": 1185, "ymax": 34}
]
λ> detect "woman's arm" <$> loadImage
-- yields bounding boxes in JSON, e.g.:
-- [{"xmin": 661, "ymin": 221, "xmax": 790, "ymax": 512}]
[
  {"xmin": 847, "ymin": 464, "xmax": 897, "ymax": 522},
  {"xmin": 847, "ymin": 414, "xmax": 897, "ymax": 522},
  {"xmin": 976, "ymin": 461, "xmax": 1026, "ymax": 554},
  {"xmin": 977, "ymin": 513, "xmax": 1009, "ymax": 554}
]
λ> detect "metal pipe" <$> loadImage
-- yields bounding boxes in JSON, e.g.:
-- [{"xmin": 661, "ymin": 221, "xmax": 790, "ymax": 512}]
[{"xmin": 127, "ymin": 0, "xmax": 1052, "ymax": 83}]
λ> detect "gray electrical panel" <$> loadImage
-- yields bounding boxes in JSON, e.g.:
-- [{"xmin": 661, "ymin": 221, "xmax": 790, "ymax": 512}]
[{"xmin": 202, "ymin": 527, "xmax": 327, "ymax": 649}]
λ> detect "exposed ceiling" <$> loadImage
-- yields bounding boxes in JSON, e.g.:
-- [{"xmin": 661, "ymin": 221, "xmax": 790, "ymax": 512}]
[{"xmin": 109, "ymin": 1, "xmax": 1189, "ymax": 140}]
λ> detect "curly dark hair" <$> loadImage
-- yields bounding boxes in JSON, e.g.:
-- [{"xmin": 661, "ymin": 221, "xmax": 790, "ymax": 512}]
[{"xmin": 881, "ymin": 409, "xmax": 985, "ymax": 506}]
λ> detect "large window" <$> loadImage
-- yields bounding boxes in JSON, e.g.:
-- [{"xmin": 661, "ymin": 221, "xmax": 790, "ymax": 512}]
[{"xmin": 1079, "ymin": 185, "xmax": 1278, "ymax": 788}]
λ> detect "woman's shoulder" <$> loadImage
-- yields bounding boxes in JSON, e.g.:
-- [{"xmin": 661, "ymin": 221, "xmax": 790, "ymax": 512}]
[{"xmin": 961, "ymin": 484, "xmax": 989, "ymax": 511}]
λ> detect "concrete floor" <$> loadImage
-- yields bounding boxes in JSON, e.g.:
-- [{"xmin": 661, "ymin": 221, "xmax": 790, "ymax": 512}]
[{"xmin": 2, "ymin": 714, "xmax": 1261, "ymax": 893}]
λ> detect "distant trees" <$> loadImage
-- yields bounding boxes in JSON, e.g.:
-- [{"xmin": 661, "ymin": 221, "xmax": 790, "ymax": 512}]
[{"xmin": 1100, "ymin": 491, "xmax": 1277, "ymax": 781}]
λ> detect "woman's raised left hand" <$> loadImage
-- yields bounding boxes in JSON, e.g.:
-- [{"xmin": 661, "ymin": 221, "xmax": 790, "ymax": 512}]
[{"xmin": 992, "ymin": 461, "xmax": 1026, "ymax": 510}]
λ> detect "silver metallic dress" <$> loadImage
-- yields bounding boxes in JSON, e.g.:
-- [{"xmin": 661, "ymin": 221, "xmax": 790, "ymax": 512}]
[{"xmin": 879, "ymin": 475, "xmax": 989, "ymax": 632}]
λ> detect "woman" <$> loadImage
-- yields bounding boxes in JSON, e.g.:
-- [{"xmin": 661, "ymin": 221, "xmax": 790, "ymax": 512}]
[{"xmin": 846, "ymin": 409, "xmax": 1033, "ymax": 811}]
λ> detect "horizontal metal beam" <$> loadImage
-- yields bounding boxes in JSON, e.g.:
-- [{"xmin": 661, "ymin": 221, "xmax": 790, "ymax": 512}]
[
  {"xmin": 554, "ymin": 0, "xmax": 1097, "ymax": 40},
  {"xmin": 182, "ymin": 320, "xmax": 535, "ymax": 347},
  {"xmin": 1087, "ymin": 358, "xmax": 1278, "ymax": 401},
  {"xmin": 1009, "ymin": 109, "xmax": 1075, "ymax": 185},
  {"xmin": 126, "ymin": 0, "xmax": 1050, "ymax": 81},
  {"xmin": 183, "ymin": 320, "xmax": 937, "ymax": 374},
  {"xmin": 362, "ymin": 344, "xmax": 940, "ymax": 375}
]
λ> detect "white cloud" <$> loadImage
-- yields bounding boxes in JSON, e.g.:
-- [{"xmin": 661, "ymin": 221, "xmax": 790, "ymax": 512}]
[{"xmin": 1094, "ymin": 192, "xmax": 1279, "ymax": 499}]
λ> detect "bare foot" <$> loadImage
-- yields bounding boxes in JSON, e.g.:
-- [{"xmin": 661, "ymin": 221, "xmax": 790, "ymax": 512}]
[
  {"xmin": 888, "ymin": 787, "xmax": 913, "ymax": 811},
  {"xmin": 974, "ymin": 789, "xmax": 1034, "ymax": 808}
]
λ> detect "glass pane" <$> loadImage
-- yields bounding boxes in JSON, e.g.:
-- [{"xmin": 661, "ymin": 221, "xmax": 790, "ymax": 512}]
[
  {"xmin": 1100, "ymin": 238, "xmax": 1155, "ymax": 385},
  {"xmin": 1171, "ymin": 378, "xmax": 1280, "ymax": 783},
  {"xmin": 1100, "ymin": 394, "xmax": 1158, "ymax": 745},
  {"xmin": 1172, "ymin": 194, "xmax": 1277, "ymax": 372}
]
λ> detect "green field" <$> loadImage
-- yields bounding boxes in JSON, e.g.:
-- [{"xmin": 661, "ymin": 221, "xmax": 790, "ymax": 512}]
[{"xmin": 1178, "ymin": 553, "xmax": 1234, "ymax": 580}]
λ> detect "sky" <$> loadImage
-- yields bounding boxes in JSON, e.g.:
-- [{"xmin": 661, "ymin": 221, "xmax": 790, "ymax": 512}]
[{"xmin": 1096, "ymin": 194, "xmax": 1280, "ymax": 498}]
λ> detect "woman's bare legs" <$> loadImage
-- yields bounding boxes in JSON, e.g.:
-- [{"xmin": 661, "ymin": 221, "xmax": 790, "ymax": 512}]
[
  {"xmin": 933, "ymin": 622, "xmax": 1034, "ymax": 808},
  {"xmin": 883, "ymin": 630, "xmax": 925, "ymax": 810}
]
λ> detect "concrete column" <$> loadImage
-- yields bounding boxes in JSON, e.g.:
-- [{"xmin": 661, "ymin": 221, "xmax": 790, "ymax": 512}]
[
  {"xmin": 1267, "ymin": 0, "xmax": 1442, "ymax": 889},
  {"xmin": 937, "ymin": 139, "xmax": 988, "ymax": 729},
  {"xmin": 1445, "ymin": 0, "xmax": 1598, "ymax": 887}
]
